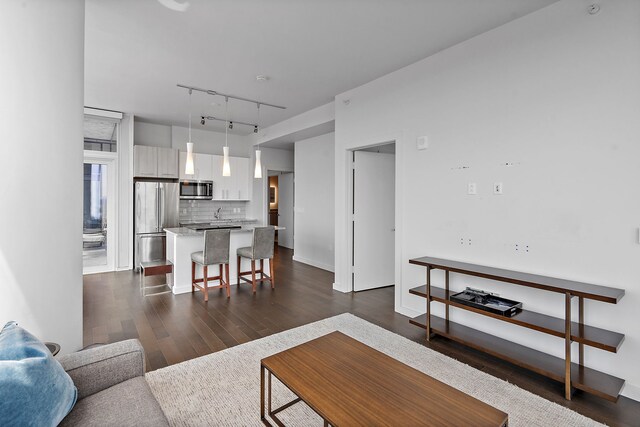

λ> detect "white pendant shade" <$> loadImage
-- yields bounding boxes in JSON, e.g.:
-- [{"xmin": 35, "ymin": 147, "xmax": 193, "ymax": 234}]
[
  {"xmin": 185, "ymin": 142, "xmax": 195, "ymax": 175},
  {"xmin": 254, "ymin": 149, "xmax": 262, "ymax": 178},
  {"xmin": 222, "ymin": 146, "xmax": 231, "ymax": 176}
]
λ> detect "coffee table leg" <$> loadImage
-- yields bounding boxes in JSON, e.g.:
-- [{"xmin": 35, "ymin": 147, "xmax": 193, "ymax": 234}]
[
  {"xmin": 261, "ymin": 365, "xmax": 265, "ymax": 421},
  {"xmin": 268, "ymin": 370, "xmax": 272, "ymax": 414},
  {"xmin": 261, "ymin": 365, "xmax": 274, "ymax": 426}
]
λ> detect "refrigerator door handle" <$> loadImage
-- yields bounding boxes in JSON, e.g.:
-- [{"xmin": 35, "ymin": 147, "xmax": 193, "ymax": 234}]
[
  {"xmin": 157, "ymin": 186, "xmax": 161, "ymax": 232},
  {"xmin": 158, "ymin": 184, "xmax": 165, "ymax": 231}
]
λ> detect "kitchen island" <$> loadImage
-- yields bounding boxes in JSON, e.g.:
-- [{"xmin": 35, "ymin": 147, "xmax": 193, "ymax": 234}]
[{"xmin": 165, "ymin": 224, "xmax": 281, "ymax": 295}]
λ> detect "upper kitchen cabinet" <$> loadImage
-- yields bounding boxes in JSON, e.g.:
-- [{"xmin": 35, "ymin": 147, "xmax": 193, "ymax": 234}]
[
  {"xmin": 234, "ymin": 157, "xmax": 250, "ymax": 200},
  {"xmin": 179, "ymin": 152, "xmax": 214, "ymax": 181},
  {"xmin": 134, "ymin": 145, "xmax": 158, "ymax": 177},
  {"xmin": 134, "ymin": 146, "xmax": 179, "ymax": 179},
  {"xmin": 212, "ymin": 155, "xmax": 249, "ymax": 200},
  {"xmin": 157, "ymin": 147, "xmax": 179, "ymax": 178}
]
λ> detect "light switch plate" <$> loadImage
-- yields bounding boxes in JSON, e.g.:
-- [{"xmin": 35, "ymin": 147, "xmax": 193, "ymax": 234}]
[
  {"xmin": 493, "ymin": 182, "xmax": 503, "ymax": 195},
  {"xmin": 467, "ymin": 183, "xmax": 477, "ymax": 195},
  {"xmin": 416, "ymin": 136, "xmax": 429, "ymax": 150}
]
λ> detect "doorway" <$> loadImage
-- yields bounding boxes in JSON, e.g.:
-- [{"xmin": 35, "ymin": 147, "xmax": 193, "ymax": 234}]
[
  {"xmin": 351, "ymin": 143, "xmax": 396, "ymax": 291},
  {"xmin": 83, "ymin": 152, "xmax": 117, "ymax": 274},
  {"xmin": 267, "ymin": 171, "xmax": 294, "ymax": 249}
]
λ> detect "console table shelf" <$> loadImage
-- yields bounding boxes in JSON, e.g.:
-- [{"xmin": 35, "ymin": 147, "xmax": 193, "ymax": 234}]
[
  {"xmin": 410, "ymin": 285, "xmax": 625, "ymax": 353},
  {"xmin": 409, "ymin": 256, "xmax": 625, "ymax": 402},
  {"xmin": 409, "ymin": 314, "xmax": 625, "ymax": 402}
]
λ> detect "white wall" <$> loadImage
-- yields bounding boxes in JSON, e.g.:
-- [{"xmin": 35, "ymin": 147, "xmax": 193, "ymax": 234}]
[
  {"xmin": 134, "ymin": 121, "xmax": 171, "ymax": 148},
  {"xmin": 334, "ymin": 0, "xmax": 640, "ymax": 399},
  {"xmin": 249, "ymin": 148, "xmax": 295, "ymax": 223},
  {"xmin": 293, "ymin": 133, "xmax": 335, "ymax": 271},
  {"xmin": 118, "ymin": 114, "xmax": 134, "ymax": 270},
  {"xmin": 0, "ymin": 0, "xmax": 84, "ymax": 352}
]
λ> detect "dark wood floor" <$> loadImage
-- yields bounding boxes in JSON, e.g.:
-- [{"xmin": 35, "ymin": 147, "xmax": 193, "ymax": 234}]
[{"xmin": 84, "ymin": 246, "xmax": 639, "ymax": 426}]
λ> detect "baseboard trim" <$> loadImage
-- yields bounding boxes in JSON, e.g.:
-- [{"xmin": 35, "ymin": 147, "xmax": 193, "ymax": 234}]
[
  {"xmin": 396, "ymin": 305, "xmax": 421, "ymax": 318},
  {"xmin": 292, "ymin": 255, "xmax": 335, "ymax": 273},
  {"xmin": 622, "ymin": 382, "xmax": 640, "ymax": 402},
  {"xmin": 332, "ymin": 282, "xmax": 351, "ymax": 293}
]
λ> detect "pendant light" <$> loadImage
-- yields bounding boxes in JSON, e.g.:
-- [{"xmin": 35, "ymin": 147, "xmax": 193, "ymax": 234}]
[
  {"xmin": 185, "ymin": 89, "xmax": 195, "ymax": 175},
  {"xmin": 254, "ymin": 104, "xmax": 262, "ymax": 179},
  {"xmin": 222, "ymin": 97, "xmax": 231, "ymax": 177}
]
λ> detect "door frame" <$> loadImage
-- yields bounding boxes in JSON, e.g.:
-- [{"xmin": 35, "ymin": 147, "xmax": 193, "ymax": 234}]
[
  {"xmin": 345, "ymin": 139, "xmax": 402, "ymax": 307},
  {"xmin": 351, "ymin": 148, "xmax": 396, "ymax": 291},
  {"xmin": 83, "ymin": 150, "xmax": 118, "ymax": 275},
  {"xmin": 264, "ymin": 170, "xmax": 294, "ymax": 248}
]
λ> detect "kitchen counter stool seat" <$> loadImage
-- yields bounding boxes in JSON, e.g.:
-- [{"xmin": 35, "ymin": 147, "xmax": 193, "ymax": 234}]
[
  {"xmin": 237, "ymin": 226, "xmax": 275, "ymax": 294},
  {"xmin": 191, "ymin": 229, "xmax": 231, "ymax": 301}
]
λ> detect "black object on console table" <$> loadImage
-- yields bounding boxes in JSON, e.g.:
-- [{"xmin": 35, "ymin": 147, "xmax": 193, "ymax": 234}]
[{"xmin": 408, "ymin": 256, "xmax": 625, "ymax": 402}]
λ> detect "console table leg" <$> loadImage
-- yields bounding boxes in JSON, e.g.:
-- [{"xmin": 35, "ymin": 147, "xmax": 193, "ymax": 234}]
[
  {"xmin": 426, "ymin": 266, "xmax": 432, "ymax": 341},
  {"xmin": 579, "ymin": 297, "xmax": 584, "ymax": 366},
  {"xmin": 565, "ymin": 292, "xmax": 572, "ymax": 400},
  {"xmin": 445, "ymin": 270, "xmax": 450, "ymax": 324}
]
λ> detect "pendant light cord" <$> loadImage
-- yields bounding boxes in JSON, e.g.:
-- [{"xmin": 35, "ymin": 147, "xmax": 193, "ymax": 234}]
[
  {"xmin": 188, "ymin": 89, "xmax": 192, "ymax": 143},
  {"xmin": 225, "ymin": 97, "xmax": 229, "ymax": 147}
]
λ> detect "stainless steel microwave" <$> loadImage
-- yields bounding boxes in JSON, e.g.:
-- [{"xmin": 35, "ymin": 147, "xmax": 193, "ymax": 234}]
[{"xmin": 180, "ymin": 180, "xmax": 213, "ymax": 200}]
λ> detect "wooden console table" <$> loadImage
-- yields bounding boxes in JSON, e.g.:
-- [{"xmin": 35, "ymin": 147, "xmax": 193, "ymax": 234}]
[{"xmin": 409, "ymin": 256, "xmax": 625, "ymax": 402}]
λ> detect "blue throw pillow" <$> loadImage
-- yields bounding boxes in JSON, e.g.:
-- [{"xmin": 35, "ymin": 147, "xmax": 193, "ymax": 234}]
[{"xmin": 0, "ymin": 321, "xmax": 77, "ymax": 427}]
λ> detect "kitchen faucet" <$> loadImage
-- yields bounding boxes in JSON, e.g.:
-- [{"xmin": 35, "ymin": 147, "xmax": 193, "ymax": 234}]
[{"xmin": 214, "ymin": 207, "xmax": 222, "ymax": 220}]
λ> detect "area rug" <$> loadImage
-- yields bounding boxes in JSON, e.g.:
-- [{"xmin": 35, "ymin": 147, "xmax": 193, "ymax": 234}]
[{"xmin": 146, "ymin": 313, "xmax": 603, "ymax": 426}]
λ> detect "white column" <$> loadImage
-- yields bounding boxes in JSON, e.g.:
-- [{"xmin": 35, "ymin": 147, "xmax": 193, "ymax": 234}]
[{"xmin": 0, "ymin": 0, "xmax": 85, "ymax": 353}]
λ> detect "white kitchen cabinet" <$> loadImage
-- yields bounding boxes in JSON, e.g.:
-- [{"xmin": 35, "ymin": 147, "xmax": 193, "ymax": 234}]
[
  {"xmin": 234, "ymin": 157, "xmax": 250, "ymax": 200},
  {"xmin": 195, "ymin": 153, "xmax": 214, "ymax": 181},
  {"xmin": 179, "ymin": 152, "xmax": 214, "ymax": 181},
  {"xmin": 157, "ymin": 147, "xmax": 178, "ymax": 178},
  {"xmin": 212, "ymin": 155, "xmax": 227, "ymax": 199},
  {"xmin": 212, "ymin": 155, "xmax": 249, "ymax": 200},
  {"xmin": 134, "ymin": 145, "xmax": 158, "ymax": 177}
]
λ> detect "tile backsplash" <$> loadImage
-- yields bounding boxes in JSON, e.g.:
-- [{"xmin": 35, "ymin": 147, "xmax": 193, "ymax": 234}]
[{"xmin": 179, "ymin": 200, "xmax": 248, "ymax": 224}]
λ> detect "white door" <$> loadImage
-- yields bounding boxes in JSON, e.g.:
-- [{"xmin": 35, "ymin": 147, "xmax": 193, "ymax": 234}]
[
  {"xmin": 353, "ymin": 151, "xmax": 395, "ymax": 291},
  {"xmin": 278, "ymin": 173, "xmax": 294, "ymax": 249},
  {"xmin": 83, "ymin": 153, "xmax": 117, "ymax": 274}
]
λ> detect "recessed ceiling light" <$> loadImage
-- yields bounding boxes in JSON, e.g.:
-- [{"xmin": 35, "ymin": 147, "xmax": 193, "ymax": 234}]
[{"xmin": 256, "ymin": 75, "xmax": 269, "ymax": 82}]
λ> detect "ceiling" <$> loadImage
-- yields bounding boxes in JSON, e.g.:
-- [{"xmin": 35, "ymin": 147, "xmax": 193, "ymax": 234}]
[{"xmin": 85, "ymin": 0, "xmax": 558, "ymax": 135}]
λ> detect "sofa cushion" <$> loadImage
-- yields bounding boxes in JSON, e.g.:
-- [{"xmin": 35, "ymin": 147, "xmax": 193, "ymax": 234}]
[
  {"xmin": 59, "ymin": 377, "xmax": 169, "ymax": 427},
  {"xmin": 0, "ymin": 321, "xmax": 77, "ymax": 427}
]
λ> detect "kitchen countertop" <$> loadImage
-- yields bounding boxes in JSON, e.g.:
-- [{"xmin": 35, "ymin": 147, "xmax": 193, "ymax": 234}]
[
  {"xmin": 165, "ymin": 224, "xmax": 283, "ymax": 236},
  {"xmin": 178, "ymin": 218, "xmax": 258, "ymax": 226}
]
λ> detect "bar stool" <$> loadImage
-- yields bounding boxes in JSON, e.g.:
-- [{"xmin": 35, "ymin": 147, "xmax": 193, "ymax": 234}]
[
  {"xmin": 237, "ymin": 226, "xmax": 275, "ymax": 294},
  {"xmin": 191, "ymin": 229, "xmax": 231, "ymax": 301}
]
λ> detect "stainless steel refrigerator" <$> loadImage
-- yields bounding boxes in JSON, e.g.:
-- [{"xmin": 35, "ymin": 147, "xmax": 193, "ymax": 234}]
[{"xmin": 134, "ymin": 181, "xmax": 179, "ymax": 269}]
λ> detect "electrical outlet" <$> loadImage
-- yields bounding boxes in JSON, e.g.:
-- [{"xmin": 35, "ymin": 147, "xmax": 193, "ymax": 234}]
[
  {"xmin": 494, "ymin": 182, "xmax": 503, "ymax": 195},
  {"xmin": 467, "ymin": 183, "xmax": 477, "ymax": 195}
]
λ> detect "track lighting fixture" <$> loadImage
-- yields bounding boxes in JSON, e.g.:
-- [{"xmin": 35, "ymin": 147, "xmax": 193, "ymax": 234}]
[
  {"xmin": 254, "ymin": 104, "xmax": 262, "ymax": 179},
  {"xmin": 223, "ymin": 98, "xmax": 231, "ymax": 177},
  {"xmin": 184, "ymin": 89, "xmax": 195, "ymax": 175}
]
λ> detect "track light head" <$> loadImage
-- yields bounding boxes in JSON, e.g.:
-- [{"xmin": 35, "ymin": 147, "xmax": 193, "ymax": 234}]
[
  {"xmin": 200, "ymin": 116, "xmax": 205, "ymax": 125},
  {"xmin": 228, "ymin": 121, "xmax": 233, "ymax": 130}
]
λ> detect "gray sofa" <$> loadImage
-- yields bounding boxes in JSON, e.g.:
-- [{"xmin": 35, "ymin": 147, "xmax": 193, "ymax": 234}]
[{"xmin": 57, "ymin": 339, "xmax": 169, "ymax": 426}]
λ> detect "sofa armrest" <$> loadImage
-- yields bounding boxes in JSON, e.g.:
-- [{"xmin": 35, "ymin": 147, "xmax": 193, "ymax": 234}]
[{"xmin": 58, "ymin": 339, "xmax": 146, "ymax": 400}]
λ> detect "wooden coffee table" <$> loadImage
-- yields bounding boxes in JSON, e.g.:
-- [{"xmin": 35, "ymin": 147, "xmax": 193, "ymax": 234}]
[{"xmin": 260, "ymin": 331, "xmax": 508, "ymax": 426}]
